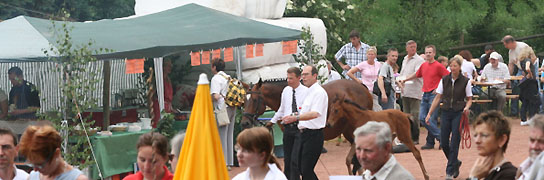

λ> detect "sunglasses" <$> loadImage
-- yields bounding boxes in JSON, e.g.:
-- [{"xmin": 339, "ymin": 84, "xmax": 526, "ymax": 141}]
[{"xmin": 26, "ymin": 151, "xmax": 54, "ymax": 170}]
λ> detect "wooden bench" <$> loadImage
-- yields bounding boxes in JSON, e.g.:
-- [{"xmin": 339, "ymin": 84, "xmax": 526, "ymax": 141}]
[
  {"xmin": 473, "ymin": 99, "xmax": 493, "ymax": 103},
  {"xmin": 505, "ymin": 89, "xmax": 513, "ymax": 94},
  {"xmin": 506, "ymin": 95, "xmax": 519, "ymax": 99}
]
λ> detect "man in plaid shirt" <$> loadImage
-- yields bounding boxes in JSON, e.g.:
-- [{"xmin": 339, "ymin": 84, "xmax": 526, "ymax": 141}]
[{"xmin": 335, "ymin": 30, "xmax": 371, "ymax": 79}]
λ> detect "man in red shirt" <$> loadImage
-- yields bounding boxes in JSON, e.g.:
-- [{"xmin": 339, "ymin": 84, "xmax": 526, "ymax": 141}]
[{"xmin": 402, "ymin": 45, "xmax": 449, "ymax": 150}]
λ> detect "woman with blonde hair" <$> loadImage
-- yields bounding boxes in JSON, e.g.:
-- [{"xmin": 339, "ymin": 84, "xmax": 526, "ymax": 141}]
[
  {"xmin": 517, "ymin": 46, "xmax": 540, "ymax": 125},
  {"xmin": 346, "ymin": 46, "xmax": 383, "ymax": 111},
  {"xmin": 426, "ymin": 55, "xmax": 472, "ymax": 179},
  {"xmin": 19, "ymin": 125, "xmax": 88, "ymax": 180},
  {"xmin": 232, "ymin": 127, "xmax": 286, "ymax": 180}
]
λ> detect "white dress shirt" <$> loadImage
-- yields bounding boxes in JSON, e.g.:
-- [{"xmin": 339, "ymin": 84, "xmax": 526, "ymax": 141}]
[
  {"xmin": 325, "ymin": 71, "xmax": 342, "ymax": 84},
  {"xmin": 270, "ymin": 84, "xmax": 308, "ymax": 123},
  {"xmin": 232, "ymin": 163, "xmax": 287, "ymax": 180},
  {"xmin": 298, "ymin": 82, "xmax": 328, "ymax": 129}
]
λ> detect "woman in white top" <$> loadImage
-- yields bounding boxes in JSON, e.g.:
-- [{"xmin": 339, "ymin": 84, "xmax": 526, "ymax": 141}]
[
  {"xmin": 458, "ymin": 50, "xmax": 479, "ymax": 80},
  {"xmin": 232, "ymin": 127, "xmax": 287, "ymax": 180}
]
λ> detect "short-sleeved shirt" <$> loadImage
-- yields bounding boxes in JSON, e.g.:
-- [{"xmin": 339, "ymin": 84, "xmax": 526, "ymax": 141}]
[
  {"xmin": 509, "ymin": 41, "xmax": 530, "ymax": 65},
  {"xmin": 298, "ymin": 82, "xmax": 328, "ymax": 130},
  {"xmin": 335, "ymin": 42, "xmax": 370, "ymax": 79},
  {"xmin": 355, "ymin": 61, "xmax": 382, "ymax": 91},
  {"xmin": 9, "ymin": 80, "xmax": 40, "ymax": 119},
  {"xmin": 481, "ymin": 62, "xmax": 511, "ymax": 89},
  {"xmin": 436, "ymin": 77, "xmax": 473, "ymax": 97},
  {"xmin": 379, "ymin": 62, "xmax": 395, "ymax": 83},
  {"xmin": 210, "ymin": 71, "xmax": 229, "ymax": 110},
  {"xmin": 415, "ymin": 60, "xmax": 450, "ymax": 92},
  {"xmin": 400, "ymin": 54, "xmax": 424, "ymax": 99},
  {"xmin": 122, "ymin": 166, "xmax": 173, "ymax": 180}
]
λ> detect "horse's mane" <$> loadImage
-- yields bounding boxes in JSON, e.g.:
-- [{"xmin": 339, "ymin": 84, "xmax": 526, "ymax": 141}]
[
  {"xmin": 262, "ymin": 78, "xmax": 287, "ymax": 83},
  {"xmin": 343, "ymin": 99, "xmax": 367, "ymax": 110}
]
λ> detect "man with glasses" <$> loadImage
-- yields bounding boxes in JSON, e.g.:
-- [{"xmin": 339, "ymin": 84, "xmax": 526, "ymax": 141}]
[
  {"xmin": 283, "ymin": 65, "xmax": 328, "ymax": 180},
  {"xmin": 0, "ymin": 127, "xmax": 28, "ymax": 180}
]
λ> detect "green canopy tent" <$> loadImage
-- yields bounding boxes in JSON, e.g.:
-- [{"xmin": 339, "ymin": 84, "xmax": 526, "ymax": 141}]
[
  {"xmin": 0, "ymin": 3, "xmax": 300, "ymax": 127},
  {"xmin": 0, "ymin": 3, "xmax": 300, "ymax": 61}
]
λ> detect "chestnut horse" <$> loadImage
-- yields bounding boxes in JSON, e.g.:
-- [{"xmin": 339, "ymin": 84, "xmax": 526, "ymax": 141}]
[
  {"xmin": 328, "ymin": 96, "xmax": 429, "ymax": 180},
  {"xmin": 242, "ymin": 79, "xmax": 373, "ymax": 174}
]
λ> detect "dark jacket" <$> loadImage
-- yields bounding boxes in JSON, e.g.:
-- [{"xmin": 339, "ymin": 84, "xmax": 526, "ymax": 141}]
[{"xmin": 441, "ymin": 73, "xmax": 469, "ymax": 111}]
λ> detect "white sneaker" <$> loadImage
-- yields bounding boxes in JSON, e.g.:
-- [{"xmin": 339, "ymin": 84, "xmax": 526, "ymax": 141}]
[
  {"xmin": 521, "ymin": 121, "xmax": 530, "ymax": 126},
  {"xmin": 445, "ymin": 174, "xmax": 453, "ymax": 180}
]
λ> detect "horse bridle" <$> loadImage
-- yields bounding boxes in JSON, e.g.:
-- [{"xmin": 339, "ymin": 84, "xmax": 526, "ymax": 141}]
[{"xmin": 243, "ymin": 91, "xmax": 266, "ymax": 126}]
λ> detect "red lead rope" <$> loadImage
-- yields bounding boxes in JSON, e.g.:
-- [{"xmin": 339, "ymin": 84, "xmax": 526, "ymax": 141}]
[{"xmin": 459, "ymin": 112, "xmax": 471, "ymax": 149}]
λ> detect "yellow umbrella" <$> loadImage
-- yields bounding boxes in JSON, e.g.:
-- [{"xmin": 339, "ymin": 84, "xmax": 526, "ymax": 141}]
[{"xmin": 174, "ymin": 73, "xmax": 229, "ymax": 180}]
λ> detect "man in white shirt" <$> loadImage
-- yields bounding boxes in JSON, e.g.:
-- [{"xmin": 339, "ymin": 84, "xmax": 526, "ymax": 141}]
[
  {"xmin": 517, "ymin": 114, "xmax": 544, "ymax": 180},
  {"xmin": 283, "ymin": 65, "xmax": 328, "ymax": 180},
  {"xmin": 210, "ymin": 58, "xmax": 235, "ymax": 168},
  {"xmin": 325, "ymin": 61, "xmax": 342, "ymax": 84},
  {"xmin": 398, "ymin": 40, "xmax": 425, "ymax": 144},
  {"xmin": 355, "ymin": 121, "xmax": 415, "ymax": 180},
  {"xmin": 267, "ymin": 67, "xmax": 308, "ymax": 179},
  {"xmin": 481, "ymin": 52, "xmax": 511, "ymax": 111},
  {"xmin": 0, "ymin": 128, "xmax": 29, "ymax": 180}
]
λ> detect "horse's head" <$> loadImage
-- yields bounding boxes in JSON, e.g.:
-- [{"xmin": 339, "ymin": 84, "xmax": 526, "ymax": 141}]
[
  {"xmin": 241, "ymin": 79, "xmax": 267, "ymax": 129},
  {"xmin": 328, "ymin": 95, "xmax": 367, "ymax": 127},
  {"xmin": 328, "ymin": 95, "xmax": 348, "ymax": 127}
]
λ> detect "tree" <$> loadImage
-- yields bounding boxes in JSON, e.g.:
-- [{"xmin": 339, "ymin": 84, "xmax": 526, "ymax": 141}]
[{"xmin": 285, "ymin": 0, "xmax": 544, "ymax": 67}]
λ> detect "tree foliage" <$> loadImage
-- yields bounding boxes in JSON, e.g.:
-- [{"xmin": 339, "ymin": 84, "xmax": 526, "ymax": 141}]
[
  {"xmin": 0, "ymin": 0, "xmax": 135, "ymax": 21},
  {"xmin": 285, "ymin": 0, "xmax": 544, "ymax": 66}
]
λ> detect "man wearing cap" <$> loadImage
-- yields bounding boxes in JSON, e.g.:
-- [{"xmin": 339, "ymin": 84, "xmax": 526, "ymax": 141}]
[
  {"xmin": 283, "ymin": 65, "xmax": 328, "ymax": 180},
  {"xmin": 267, "ymin": 67, "xmax": 307, "ymax": 179},
  {"xmin": 481, "ymin": 52, "xmax": 511, "ymax": 111}
]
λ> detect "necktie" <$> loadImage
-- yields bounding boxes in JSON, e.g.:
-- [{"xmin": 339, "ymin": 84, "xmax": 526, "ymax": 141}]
[{"xmin": 292, "ymin": 89, "xmax": 298, "ymax": 113}]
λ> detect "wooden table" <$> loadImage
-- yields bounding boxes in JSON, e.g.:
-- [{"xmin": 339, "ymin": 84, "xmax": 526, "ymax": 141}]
[{"xmin": 510, "ymin": 75, "xmax": 523, "ymax": 81}]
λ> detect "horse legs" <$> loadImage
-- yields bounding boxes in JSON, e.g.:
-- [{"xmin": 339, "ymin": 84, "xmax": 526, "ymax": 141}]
[
  {"xmin": 346, "ymin": 144, "xmax": 355, "ymax": 175},
  {"xmin": 397, "ymin": 125, "xmax": 429, "ymax": 180}
]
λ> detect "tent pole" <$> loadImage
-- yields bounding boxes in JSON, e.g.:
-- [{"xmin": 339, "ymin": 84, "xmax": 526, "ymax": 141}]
[
  {"xmin": 235, "ymin": 47, "xmax": 242, "ymax": 80},
  {"xmin": 102, "ymin": 60, "xmax": 111, "ymax": 130}
]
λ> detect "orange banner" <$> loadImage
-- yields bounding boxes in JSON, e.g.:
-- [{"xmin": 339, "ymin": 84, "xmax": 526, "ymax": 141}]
[
  {"xmin": 125, "ymin": 58, "xmax": 145, "ymax": 74},
  {"xmin": 282, "ymin": 41, "xmax": 292, "ymax": 55},
  {"xmin": 224, "ymin": 47, "xmax": 233, "ymax": 62},
  {"xmin": 289, "ymin": 40, "xmax": 298, "ymax": 54},
  {"xmin": 191, "ymin": 52, "xmax": 200, "ymax": 66},
  {"xmin": 202, "ymin": 51, "xmax": 210, "ymax": 64},
  {"xmin": 256, "ymin": 44, "xmax": 264, "ymax": 57},
  {"xmin": 246, "ymin": 44, "xmax": 254, "ymax": 58},
  {"xmin": 212, "ymin": 49, "xmax": 221, "ymax": 60}
]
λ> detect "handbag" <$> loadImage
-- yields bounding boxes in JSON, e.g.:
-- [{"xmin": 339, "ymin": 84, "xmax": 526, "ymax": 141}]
[
  {"xmin": 214, "ymin": 107, "xmax": 230, "ymax": 126},
  {"xmin": 372, "ymin": 66, "xmax": 393, "ymax": 97}
]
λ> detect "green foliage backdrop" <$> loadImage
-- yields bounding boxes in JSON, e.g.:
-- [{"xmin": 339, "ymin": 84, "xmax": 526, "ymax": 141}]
[{"xmin": 285, "ymin": 0, "xmax": 544, "ymax": 67}]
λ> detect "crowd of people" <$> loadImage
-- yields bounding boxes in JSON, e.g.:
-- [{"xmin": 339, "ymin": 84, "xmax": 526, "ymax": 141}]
[
  {"xmin": 1, "ymin": 30, "xmax": 543, "ymax": 180},
  {"xmin": 229, "ymin": 31, "xmax": 544, "ymax": 180}
]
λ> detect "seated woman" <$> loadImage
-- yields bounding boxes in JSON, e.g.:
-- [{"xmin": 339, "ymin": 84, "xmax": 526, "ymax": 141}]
[
  {"xmin": 19, "ymin": 124, "xmax": 88, "ymax": 180},
  {"xmin": 232, "ymin": 127, "xmax": 286, "ymax": 180},
  {"xmin": 468, "ymin": 111, "xmax": 517, "ymax": 180},
  {"xmin": 123, "ymin": 132, "xmax": 173, "ymax": 180}
]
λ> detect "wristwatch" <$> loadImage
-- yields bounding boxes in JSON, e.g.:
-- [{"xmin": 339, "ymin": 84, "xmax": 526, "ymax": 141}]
[
  {"xmin": 296, "ymin": 115, "xmax": 300, "ymax": 121},
  {"xmin": 466, "ymin": 177, "xmax": 478, "ymax": 180}
]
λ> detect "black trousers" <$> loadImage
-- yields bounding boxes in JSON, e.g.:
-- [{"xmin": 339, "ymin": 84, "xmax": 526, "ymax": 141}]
[
  {"xmin": 292, "ymin": 128, "xmax": 324, "ymax": 180},
  {"xmin": 283, "ymin": 125, "xmax": 300, "ymax": 180}
]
